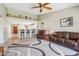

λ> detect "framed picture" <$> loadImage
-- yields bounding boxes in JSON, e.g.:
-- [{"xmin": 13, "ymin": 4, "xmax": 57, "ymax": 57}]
[{"xmin": 60, "ymin": 17, "xmax": 73, "ymax": 27}]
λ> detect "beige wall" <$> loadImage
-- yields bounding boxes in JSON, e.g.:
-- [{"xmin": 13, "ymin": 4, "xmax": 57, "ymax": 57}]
[
  {"xmin": 39, "ymin": 6, "xmax": 79, "ymax": 33},
  {"xmin": 0, "ymin": 4, "xmax": 7, "ymax": 42},
  {"xmin": 0, "ymin": 4, "xmax": 7, "ymax": 17},
  {"xmin": 7, "ymin": 7, "xmax": 38, "ymax": 20}
]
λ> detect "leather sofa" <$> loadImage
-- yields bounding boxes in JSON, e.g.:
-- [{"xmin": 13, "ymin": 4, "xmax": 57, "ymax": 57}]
[{"xmin": 49, "ymin": 32, "xmax": 79, "ymax": 52}]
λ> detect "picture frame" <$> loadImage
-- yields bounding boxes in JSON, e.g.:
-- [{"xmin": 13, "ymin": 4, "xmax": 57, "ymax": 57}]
[{"xmin": 60, "ymin": 17, "xmax": 73, "ymax": 27}]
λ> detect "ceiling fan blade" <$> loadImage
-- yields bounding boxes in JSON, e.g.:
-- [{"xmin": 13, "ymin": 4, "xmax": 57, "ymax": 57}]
[
  {"xmin": 38, "ymin": 3, "xmax": 43, "ymax": 7},
  {"xmin": 43, "ymin": 3, "xmax": 50, "ymax": 6},
  {"xmin": 40, "ymin": 8, "xmax": 42, "ymax": 13},
  {"xmin": 44, "ymin": 7, "xmax": 52, "ymax": 10},
  {"xmin": 31, "ymin": 6, "xmax": 40, "ymax": 9}
]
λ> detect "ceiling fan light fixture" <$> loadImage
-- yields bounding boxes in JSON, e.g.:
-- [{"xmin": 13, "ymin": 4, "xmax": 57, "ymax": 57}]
[{"xmin": 31, "ymin": 3, "xmax": 52, "ymax": 13}]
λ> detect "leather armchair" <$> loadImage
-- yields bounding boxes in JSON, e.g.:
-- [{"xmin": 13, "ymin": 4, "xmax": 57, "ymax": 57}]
[{"xmin": 37, "ymin": 30, "xmax": 46, "ymax": 39}]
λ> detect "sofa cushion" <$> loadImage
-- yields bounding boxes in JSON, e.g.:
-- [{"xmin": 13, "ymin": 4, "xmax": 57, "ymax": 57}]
[
  {"xmin": 56, "ymin": 38, "xmax": 65, "ymax": 43},
  {"xmin": 69, "ymin": 32, "xmax": 79, "ymax": 41},
  {"xmin": 64, "ymin": 39, "xmax": 77, "ymax": 46},
  {"xmin": 55, "ymin": 32, "xmax": 69, "ymax": 39}
]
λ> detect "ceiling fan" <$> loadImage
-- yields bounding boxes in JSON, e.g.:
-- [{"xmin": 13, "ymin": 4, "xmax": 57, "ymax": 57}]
[{"xmin": 31, "ymin": 3, "xmax": 52, "ymax": 13}]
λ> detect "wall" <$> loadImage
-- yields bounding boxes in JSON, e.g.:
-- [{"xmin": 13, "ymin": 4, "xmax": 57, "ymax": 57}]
[
  {"xmin": 39, "ymin": 6, "xmax": 79, "ymax": 33},
  {"xmin": 0, "ymin": 4, "xmax": 7, "ymax": 17},
  {"xmin": 7, "ymin": 7, "xmax": 38, "ymax": 20},
  {"xmin": 0, "ymin": 18, "xmax": 4, "ymax": 43},
  {"xmin": 0, "ymin": 4, "xmax": 7, "ymax": 43}
]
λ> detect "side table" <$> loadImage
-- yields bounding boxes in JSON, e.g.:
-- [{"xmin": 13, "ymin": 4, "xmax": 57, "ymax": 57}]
[{"xmin": 44, "ymin": 34, "xmax": 49, "ymax": 41}]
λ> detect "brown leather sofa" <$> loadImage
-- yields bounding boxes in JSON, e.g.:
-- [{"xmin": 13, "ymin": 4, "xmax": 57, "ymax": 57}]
[
  {"xmin": 49, "ymin": 32, "xmax": 79, "ymax": 52},
  {"xmin": 37, "ymin": 30, "xmax": 46, "ymax": 39}
]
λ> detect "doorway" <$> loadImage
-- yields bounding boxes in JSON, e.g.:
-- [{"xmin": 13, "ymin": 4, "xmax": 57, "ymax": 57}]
[
  {"xmin": 11, "ymin": 24, "xmax": 19, "ymax": 44},
  {"xmin": 12, "ymin": 24, "xmax": 18, "ymax": 34},
  {"xmin": 11, "ymin": 24, "xmax": 19, "ymax": 38}
]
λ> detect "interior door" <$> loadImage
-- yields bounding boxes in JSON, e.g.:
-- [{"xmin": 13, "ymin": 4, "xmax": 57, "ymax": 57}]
[
  {"xmin": 12, "ymin": 24, "xmax": 18, "ymax": 34},
  {"xmin": 11, "ymin": 24, "xmax": 19, "ymax": 44}
]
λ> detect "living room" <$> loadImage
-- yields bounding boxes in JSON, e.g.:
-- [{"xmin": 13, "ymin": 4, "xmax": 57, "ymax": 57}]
[{"xmin": 0, "ymin": 3, "xmax": 79, "ymax": 56}]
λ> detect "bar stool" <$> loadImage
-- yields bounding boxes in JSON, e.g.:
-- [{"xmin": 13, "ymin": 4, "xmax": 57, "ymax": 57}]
[
  {"xmin": 26, "ymin": 29, "xmax": 30, "ymax": 38},
  {"xmin": 32, "ymin": 29, "xmax": 35, "ymax": 37},
  {"xmin": 20, "ymin": 29, "xmax": 25, "ymax": 38}
]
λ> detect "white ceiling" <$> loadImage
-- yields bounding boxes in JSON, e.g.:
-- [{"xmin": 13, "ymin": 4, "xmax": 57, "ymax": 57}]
[{"xmin": 4, "ymin": 3, "xmax": 79, "ymax": 15}]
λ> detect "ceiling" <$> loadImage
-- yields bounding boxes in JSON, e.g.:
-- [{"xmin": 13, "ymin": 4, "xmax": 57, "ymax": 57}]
[{"xmin": 4, "ymin": 3, "xmax": 79, "ymax": 15}]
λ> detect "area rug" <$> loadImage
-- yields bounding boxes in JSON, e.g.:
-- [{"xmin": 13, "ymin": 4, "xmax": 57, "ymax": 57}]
[
  {"xmin": 4, "ymin": 44, "xmax": 44, "ymax": 56},
  {"xmin": 30, "ymin": 39, "xmax": 79, "ymax": 56},
  {"xmin": 4, "ymin": 39, "xmax": 79, "ymax": 56}
]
